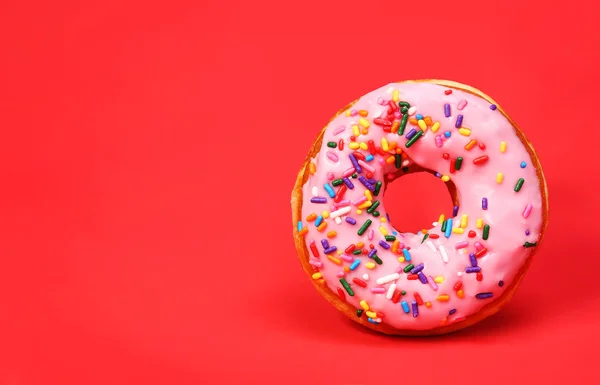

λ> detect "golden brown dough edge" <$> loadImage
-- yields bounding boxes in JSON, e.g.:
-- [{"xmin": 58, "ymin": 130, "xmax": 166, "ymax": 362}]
[{"xmin": 291, "ymin": 79, "xmax": 549, "ymax": 336}]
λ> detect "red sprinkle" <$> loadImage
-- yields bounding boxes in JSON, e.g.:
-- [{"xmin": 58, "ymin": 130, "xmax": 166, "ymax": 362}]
[
  {"xmin": 376, "ymin": 147, "xmax": 386, "ymax": 156},
  {"xmin": 454, "ymin": 282, "xmax": 463, "ymax": 291},
  {"xmin": 376, "ymin": 311, "xmax": 385, "ymax": 318},
  {"xmin": 392, "ymin": 290, "xmax": 401, "ymax": 303},
  {"xmin": 338, "ymin": 139, "xmax": 344, "ymax": 150},
  {"xmin": 334, "ymin": 184, "xmax": 347, "ymax": 203},
  {"xmin": 373, "ymin": 118, "xmax": 392, "ymax": 126},
  {"xmin": 450, "ymin": 159, "xmax": 456, "ymax": 174},
  {"xmin": 444, "ymin": 89, "xmax": 453, "ymax": 95},
  {"xmin": 382, "ymin": 125, "xmax": 392, "ymax": 132},
  {"xmin": 350, "ymin": 135, "xmax": 356, "ymax": 141},
  {"xmin": 361, "ymin": 249, "xmax": 368, "ymax": 255},
  {"xmin": 473, "ymin": 155, "xmax": 490, "ymax": 165},
  {"xmin": 353, "ymin": 152, "xmax": 366, "ymax": 161},
  {"xmin": 468, "ymin": 230, "xmax": 476, "ymax": 238},
  {"xmin": 476, "ymin": 272, "xmax": 483, "ymax": 282},
  {"xmin": 429, "ymin": 234, "xmax": 440, "ymax": 239},
  {"xmin": 368, "ymin": 140, "xmax": 376, "ymax": 155},
  {"xmin": 414, "ymin": 293, "xmax": 424, "ymax": 305},
  {"xmin": 475, "ymin": 247, "xmax": 488, "ymax": 258},
  {"xmin": 442, "ymin": 153, "xmax": 450, "ymax": 160},
  {"xmin": 337, "ymin": 287, "xmax": 346, "ymax": 301},
  {"xmin": 353, "ymin": 277, "xmax": 367, "ymax": 288},
  {"xmin": 407, "ymin": 274, "xmax": 418, "ymax": 280},
  {"xmin": 369, "ymin": 244, "xmax": 374, "ymax": 249},
  {"xmin": 388, "ymin": 100, "xmax": 398, "ymax": 111},
  {"xmin": 479, "ymin": 142, "xmax": 486, "ymax": 150},
  {"xmin": 345, "ymin": 244, "xmax": 356, "ymax": 254},
  {"xmin": 310, "ymin": 243, "xmax": 320, "ymax": 258}
]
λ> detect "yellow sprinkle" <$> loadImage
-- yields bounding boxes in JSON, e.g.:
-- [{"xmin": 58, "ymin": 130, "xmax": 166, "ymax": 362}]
[
  {"xmin": 425, "ymin": 301, "xmax": 432, "ymax": 308},
  {"xmin": 317, "ymin": 222, "xmax": 327, "ymax": 232},
  {"xmin": 457, "ymin": 289, "xmax": 464, "ymax": 298},
  {"xmin": 452, "ymin": 228, "xmax": 465, "ymax": 234},
  {"xmin": 358, "ymin": 110, "xmax": 368, "ymax": 117},
  {"xmin": 438, "ymin": 214, "xmax": 445, "ymax": 223},
  {"xmin": 327, "ymin": 255, "xmax": 342, "ymax": 265},
  {"xmin": 361, "ymin": 129, "xmax": 368, "ymax": 135},
  {"xmin": 337, "ymin": 250, "xmax": 342, "ymax": 255},
  {"xmin": 322, "ymin": 211, "xmax": 330, "ymax": 219},
  {"xmin": 431, "ymin": 121, "xmax": 441, "ymax": 133},
  {"xmin": 381, "ymin": 138, "xmax": 389, "ymax": 151},
  {"xmin": 496, "ymin": 172, "xmax": 504, "ymax": 184},
  {"xmin": 434, "ymin": 276, "xmax": 444, "ymax": 284},
  {"xmin": 357, "ymin": 242, "xmax": 364, "ymax": 248},
  {"xmin": 380, "ymin": 226, "xmax": 388, "ymax": 236},
  {"xmin": 360, "ymin": 300, "xmax": 370, "ymax": 311},
  {"xmin": 392, "ymin": 89, "xmax": 399, "ymax": 102},
  {"xmin": 356, "ymin": 209, "xmax": 362, "ymax": 215},
  {"xmin": 441, "ymin": 175, "xmax": 450, "ymax": 182},
  {"xmin": 392, "ymin": 240, "xmax": 399, "ymax": 253},
  {"xmin": 459, "ymin": 128, "xmax": 471, "ymax": 136},
  {"xmin": 349, "ymin": 142, "xmax": 360, "ymax": 150},
  {"xmin": 352, "ymin": 125, "xmax": 360, "ymax": 137},
  {"xmin": 365, "ymin": 262, "xmax": 376, "ymax": 269},
  {"xmin": 500, "ymin": 141, "xmax": 507, "ymax": 153},
  {"xmin": 460, "ymin": 214, "xmax": 468, "ymax": 228},
  {"xmin": 359, "ymin": 142, "xmax": 368, "ymax": 150},
  {"xmin": 309, "ymin": 162, "xmax": 316, "ymax": 174},
  {"xmin": 358, "ymin": 201, "xmax": 372, "ymax": 209},
  {"xmin": 397, "ymin": 257, "xmax": 406, "ymax": 263},
  {"xmin": 312, "ymin": 272, "xmax": 322, "ymax": 280},
  {"xmin": 437, "ymin": 294, "xmax": 450, "ymax": 302},
  {"xmin": 381, "ymin": 217, "xmax": 387, "ymax": 223},
  {"xmin": 365, "ymin": 190, "xmax": 373, "ymax": 201},
  {"xmin": 418, "ymin": 119, "xmax": 427, "ymax": 130},
  {"xmin": 476, "ymin": 219, "xmax": 483, "ymax": 229},
  {"xmin": 327, "ymin": 231, "xmax": 337, "ymax": 238},
  {"xmin": 366, "ymin": 311, "xmax": 378, "ymax": 318},
  {"xmin": 345, "ymin": 110, "xmax": 351, "ymax": 116},
  {"xmin": 359, "ymin": 118, "xmax": 370, "ymax": 128},
  {"xmin": 385, "ymin": 156, "xmax": 395, "ymax": 164}
]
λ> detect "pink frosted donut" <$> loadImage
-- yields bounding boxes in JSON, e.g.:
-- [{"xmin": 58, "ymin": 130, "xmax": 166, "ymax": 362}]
[{"xmin": 291, "ymin": 80, "xmax": 548, "ymax": 335}]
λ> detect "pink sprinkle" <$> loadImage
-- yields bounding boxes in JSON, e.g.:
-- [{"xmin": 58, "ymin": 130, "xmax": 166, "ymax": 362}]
[
  {"xmin": 455, "ymin": 241, "xmax": 469, "ymax": 250},
  {"xmin": 474, "ymin": 242, "xmax": 483, "ymax": 251},
  {"xmin": 358, "ymin": 160, "xmax": 375, "ymax": 173},
  {"xmin": 457, "ymin": 100, "xmax": 468, "ymax": 110},
  {"xmin": 309, "ymin": 260, "xmax": 323, "ymax": 268},
  {"xmin": 435, "ymin": 135, "xmax": 443, "ymax": 148},
  {"xmin": 399, "ymin": 243, "xmax": 405, "ymax": 250},
  {"xmin": 378, "ymin": 157, "xmax": 386, "ymax": 166},
  {"xmin": 336, "ymin": 271, "xmax": 345, "ymax": 278},
  {"xmin": 353, "ymin": 196, "xmax": 367, "ymax": 206},
  {"xmin": 427, "ymin": 276, "xmax": 438, "ymax": 291},
  {"xmin": 394, "ymin": 111, "xmax": 401, "ymax": 119},
  {"xmin": 336, "ymin": 200, "xmax": 351, "ymax": 207},
  {"xmin": 377, "ymin": 97, "xmax": 384, "ymax": 105},
  {"xmin": 327, "ymin": 172, "xmax": 334, "ymax": 180},
  {"xmin": 350, "ymin": 109, "xmax": 358, "ymax": 116},
  {"xmin": 340, "ymin": 254, "xmax": 353, "ymax": 262},
  {"xmin": 326, "ymin": 151, "xmax": 339, "ymax": 162},
  {"xmin": 367, "ymin": 229, "xmax": 374, "ymax": 240},
  {"xmin": 523, "ymin": 204, "xmax": 533, "ymax": 218},
  {"xmin": 333, "ymin": 126, "xmax": 346, "ymax": 136},
  {"xmin": 342, "ymin": 167, "xmax": 356, "ymax": 177},
  {"xmin": 371, "ymin": 287, "xmax": 386, "ymax": 294}
]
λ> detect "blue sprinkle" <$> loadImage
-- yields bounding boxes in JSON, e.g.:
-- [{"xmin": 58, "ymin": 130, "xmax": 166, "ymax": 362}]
[
  {"xmin": 345, "ymin": 217, "xmax": 356, "ymax": 225},
  {"xmin": 315, "ymin": 215, "xmax": 323, "ymax": 227},
  {"xmin": 520, "ymin": 161, "xmax": 527, "ymax": 168},
  {"xmin": 297, "ymin": 221, "xmax": 302, "ymax": 232},
  {"xmin": 367, "ymin": 317, "xmax": 379, "ymax": 324},
  {"xmin": 392, "ymin": 231, "xmax": 398, "ymax": 236},
  {"xmin": 490, "ymin": 104, "xmax": 497, "ymax": 110},
  {"xmin": 444, "ymin": 218, "xmax": 453, "ymax": 238},
  {"xmin": 416, "ymin": 113, "xmax": 424, "ymax": 120},
  {"xmin": 402, "ymin": 248, "xmax": 412, "ymax": 261},
  {"xmin": 449, "ymin": 309, "xmax": 457, "ymax": 315},
  {"xmin": 401, "ymin": 301, "xmax": 410, "ymax": 313},
  {"xmin": 350, "ymin": 259, "xmax": 360, "ymax": 271},
  {"xmin": 444, "ymin": 131, "xmax": 451, "ymax": 138},
  {"xmin": 365, "ymin": 154, "xmax": 374, "ymax": 162},
  {"xmin": 323, "ymin": 183, "xmax": 335, "ymax": 198}
]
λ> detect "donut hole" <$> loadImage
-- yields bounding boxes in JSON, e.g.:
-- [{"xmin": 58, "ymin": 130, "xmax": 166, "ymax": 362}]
[{"xmin": 383, "ymin": 172, "xmax": 455, "ymax": 234}]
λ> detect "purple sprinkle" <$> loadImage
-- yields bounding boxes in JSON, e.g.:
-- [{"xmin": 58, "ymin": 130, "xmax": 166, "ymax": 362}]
[
  {"xmin": 469, "ymin": 253, "xmax": 478, "ymax": 267},
  {"xmin": 368, "ymin": 248, "xmax": 377, "ymax": 258},
  {"xmin": 490, "ymin": 104, "xmax": 497, "ymax": 110},
  {"xmin": 311, "ymin": 197, "xmax": 327, "ymax": 204},
  {"xmin": 378, "ymin": 240, "xmax": 391, "ymax": 249},
  {"xmin": 476, "ymin": 292, "xmax": 494, "ymax": 299},
  {"xmin": 349, "ymin": 153, "xmax": 362, "ymax": 173},
  {"xmin": 368, "ymin": 179, "xmax": 377, "ymax": 185},
  {"xmin": 418, "ymin": 272, "xmax": 428, "ymax": 284},
  {"xmin": 320, "ymin": 239, "xmax": 329, "ymax": 249},
  {"xmin": 482, "ymin": 197, "xmax": 488, "ymax": 210},
  {"xmin": 405, "ymin": 128, "xmax": 417, "ymax": 140},
  {"xmin": 358, "ymin": 176, "xmax": 375, "ymax": 192},
  {"xmin": 434, "ymin": 172, "xmax": 441, "ymax": 178},
  {"xmin": 412, "ymin": 301, "xmax": 419, "ymax": 317},
  {"xmin": 449, "ymin": 309, "xmax": 457, "ymax": 315},
  {"xmin": 466, "ymin": 267, "xmax": 481, "ymax": 273},
  {"xmin": 453, "ymin": 206, "xmax": 459, "ymax": 217},
  {"xmin": 455, "ymin": 114, "xmax": 463, "ymax": 128},
  {"xmin": 498, "ymin": 280, "xmax": 504, "ymax": 287},
  {"xmin": 444, "ymin": 103, "xmax": 451, "ymax": 117},
  {"xmin": 323, "ymin": 246, "xmax": 337, "ymax": 254},
  {"xmin": 342, "ymin": 177, "xmax": 354, "ymax": 189},
  {"xmin": 386, "ymin": 213, "xmax": 390, "ymax": 221},
  {"xmin": 345, "ymin": 217, "xmax": 357, "ymax": 225},
  {"xmin": 410, "ymin": 263, "xmax": 424, "ymax": 274},
  {"xmin": 525, "ymin": 229, "xmax": 530, "ymax": 236}
]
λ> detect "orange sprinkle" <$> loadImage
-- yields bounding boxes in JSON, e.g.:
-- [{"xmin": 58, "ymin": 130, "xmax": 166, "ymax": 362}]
[
  {"xmin": 395, "ymin": 148, "xmax": 402, "ymax": 154},
  {"xmin": 437, "ymin": 294, "xmax": 450, "ymax": 302},
  {"xmin": 391, "ymin": 121, "xmax": 399, "ymax": 132},
  {"xmin": 457, "ymin": 289, "xmax": 465, "ymax": 298},
  {"xmin": 385, "ymin": 156, "xmax": 395, "ymax": 164},
  {"xmin": 298, "ymin": 228, "xmax": 308, "ymax": 237},
  {"xmin": 327, "ymin": 231, "xmax": 337, "ymax": 238},
  {"xmin": 421, "ymin": 229, "xmax": 429, "ymax": 234},
  {"xmin": 409, "ymin": 118, "xmax": 418, "ymax": 125},
  {"xmin": 464, "ymin": 140, "xmax": 477, "ymax": 151},
  {"xmin": 317, "ymin": 222, "xmax": 327, "ymax": 232},
  {"xmin": 388, "ymin": 142, "xmax": 397, "ymax": 151},
  {"xmin": 344, "ymin": 266, "xmax": 350, "ymax": 272},
  {"xmin": 425, "ymin": 301, "xmax": 432, "ymax": 308},
  {"xmin": 361, "ymin": 129, "xmax": 369, "ymax": 135},
  {"xmin": 392, "ymin": 240, "xmax": 399, "ymax": 253},
  {"xmin": 309, "ymin": 162, "xmax": 316, "ymax": 174},
  {"xmin": 357, "ymin": 242, "xmax": 364, "ymax": 248},
  {"xmin": 306, "ymin": 213, "xmax": 317, "ymax": 222},
  {"xmin": 358, "ymin": 110, "xmax": 368, "ymax": 117},
  {"xmin": 327, "ymin": 255, "xmax": 342, "ymax": 265},
  {"xmin": 424, "ymin": 116, "xmax": 433, "ymax": 125}
]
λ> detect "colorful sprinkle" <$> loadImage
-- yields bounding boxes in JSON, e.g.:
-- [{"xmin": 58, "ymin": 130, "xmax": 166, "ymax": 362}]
[{"xmin": 514, "ymin": 178, "xmax": 525, "ymax": 192}]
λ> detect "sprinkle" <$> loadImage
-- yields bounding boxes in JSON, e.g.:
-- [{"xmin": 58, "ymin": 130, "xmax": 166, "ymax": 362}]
[
  {"xmin": 452, "ymin": 228, "xmax": 464, "ymax": 234},
  {"xmin": 357, "ymin": 219, "xmax": 372, "ymax": 236},
  {"xmin": 376, "ymin": 273, "xmax": 400, "ymax": 285},
  {"xmin": 365, "ymin": 262, "xmax": 376, "ymax": 269},
  {"xmin": 460, "ymin": 214, "xmax": 468, "ymax": 228},
  {"xmin": 323, "ymin": 246, "xmax": 337, "ymax": 254},
  {"xmin": 333, "ymin": 126, "xmax": 346, "ymax": 135},
  {"xmin": 475, "ymin": 247, "xmax": 488, "ymax": 258},
  {"xmin": 311, "ymin": 197, "xmax": 327, "ymax": 204},
  {"xmin": 407, "ymin": 106, "xmax": 416, "ymax": 115},
  {"xmin": 342, "ymin": 167, "xmax": 356, "ymax": 178},
  {"xmin": 429, "ymin": 278, "xmax": 439, "ymax": 292},
  {"xmin": 345, "ymin": 216, "xmax": 357, "ymax": 225},
  {"xmin": 466, "ymin": 267, "xmax": 481, "ymax": 273},
  {"xmin": 500, "ymin": 141, "xmax": 507, "ymax": 153},
  {"xmin": 444, "ymin": 131, "xmax": 451, "ymax": 138},
  {"xmin": 421, "ymin": 233, "xmax": 429, "ymax": 243},
  {"xmin": 441, "ymin": 175, "xmax": 450, "ymax": 182},
  {"xmin": 444, "ymin": 103, "xmax": 451, "ymax": 117},
  {"xmin": 331, "ymin": 179, "xmax": 343, "ymax": 187},
  {"xmin": 444, "ymin": 89, "xmax": 453, "ymax": 95},
  {"xmin": 437, "ymin": 294, "xmax": 450, "ymax": 302},
  {"xmin": 444, "ymin": 218, "xmax": 453, "ymax": 238},
  {"xmin": 418, "ymin": 272, "xmax": 428, "ymax": 284},
  {"xmin": 405, "ymin": 130, "xmax": 424, "ymax": 148},
  {"xmin": 367, "ymin": 200, "xmax": 380, "ymax": 214},
  {"xmin": 514, "ymin": 178, "xmax": 525, "ymax": 192},
  {"xmin": 520, "ymin": 161, "xmax": 527, "ymax": 168},
  {"xmin": 371, "ymin": 287, "xmax": 385, "ymax": 294},
  {"xmin": 398, "ymin": 114, "xmax": 408, "ymax": 135},
  {"xmin": 297, "ymin": 221, "xmax": 303, "ymax": 232},
  {"xmin": 402, "ymin": 248, "xmax": 412, "ymax": 261},
  {"xmin": 449, "ymin": 309, "xmax": 457, "ymax": 315},
  {"xmin": 401, "ymin": 301, "xmax": 410, "ymax": 313},
  {"xmin": 315, "ymin": 216, "xmax": 323, "ymax": 227},
  {"xmin": 525, "ymin": 229, "xmax": 530, "ymax": 236},
  {"xmin": 499, "ymin": 280, "xmax": 504, "ymax": 287},
  {"xmin": 330, "ymin": 206, "xmax": 351, "ymax": 219},
  {"xmin": 473, "ymin": 155, "xmax": 489, "ymax": 165},
  {"xmin": 465, "ymin": 140, "xmax": 477, "ymax": 150},
  {"xmin": 386, "ymin": 283, "xmax": 397, "ymax": 300},
  {"xmin": 342, "ymin": 177, "xmax": 354, "ymax": 189},
  {"xmin": 349, "ymin": 153, "xmax": 362, "ymax": 173},
  {"xmin": 327, "ymin": 142, "xmax": 337, "ymax": 149},
  {"xmin": 392, "ymin": 89, "xmax": 399, "ymax": 102},
  {"xmin": 340, "ymin": 254, "xmax": 352, "ymax": 262},
  {"xmin": 405, "ymin": 128, "xmax": 417, "ymax": 140},
  {"xmin": 297, "ymin": 228, "xmax": 308, "ymax": 237},
  {"xmin": 416, "ymin": 113, "xmax": 424, "ymax": 120},
  {"xmin": 339, "ymin": 278, "xmax": 354, "ymax": 296},
  {"xmin": 418, "ymin": 120, "xmax": 427, "ymax": 130},
  {"xmin": 455, "ymin": 241, "xmax": 469, "ymax": 249},
  {"xmin": 439, "ymin": 245, "xmax": 449, "ymax": 263},
  {"xmin": 490, "ymin": 104, "xmax": 497, "ymax": 110},
  {"xmin": 474, "ymin": 242, "xmax": 483, "ymax": 251},
  {"xmin": 358, "ymin": 176, "xmax": 375, "ymax": 192},
  {"xmin": 367, "ymin": 229, "xmax": 374, "ymax": 240},
  {"xmin": 403, "ymin": 264, "xmax": 415, "ymax": 273},
  {"xmin": 320, "ymin": 239, "xmax": 330, "ymax": 249},
  {"xmin": 326, "ymin": 151, "xmax": 339, "ymax": 162},
  {"xmin": 372, "ymin": 255, "xmax": 383, "ymax": 265},
  {"xmin": 459, "ymin": 128, "xmax": 471, "ymax": 136},
  {"xmin": 455, "ymin": 114, "xmax": 463, "ymax": 128},
  {"xmin": 327, "ymin": 254, "xmax": 341, "ymax": 265},
  {"xmin": 426, "ymin": 241, "xmax": 437, "ymax": 252},
  {"xmin": 365, "ymin": 154, "xmax": 374, "ymax": 162},
  {"xmin": 412, "ymin": 301, "xmax": 419, "ymax": 317},
  {"xmin": 453, "ymin": 206, "xmax": 459, "ymax": 217},
  {"xmin": 359, "ymin": 300, "xmax": 370, "ymax": 311},
  {"xmin": 323, "ymin": 184, "xmax": 335, "ymax": 198},
  {"xmin": 482, "ymin": 224, "xmax": 490, "ymax": 240},
  {"xmin": 476, "ymin": 292, "xmax": 493, "ymax": 299},
  {"xmin": 457, "ymin": 100, "xmax": 467, "ymax": 110},
  {"xmin": 353, "ymin": 277, "xmax": 367, "ymax": 288},
  {"xmin": 523, "ymin": 204, "xmax": 533, "ymax": 218},
  {"xmin": 524, "ymin": 242, "xmax": 537, "ymax": 248},
  {"xmin": 435, "ymin": 135, "xmax": 443, "ymax": 147},
  {"xmin": 469, "ymin": 253, "xmax": 478, "ymax": 267},
  {"xmin": 377, "ymin": 240, "xmax": 390, "ymax": 250},
  {"xmin": 312, "ymin": 272, "xmax": 323, "ymax": 280},
  {"xmin": 358, "ymin": 160, "xmax": 375, "ymax": 174},
  {"xmin": 410, "ymin": 263, "xmax": 424, "ymax": 274},
  {"xmin": 356, "ymin": 309, "xmax": 363, "ymax": 317},
  {"xmin": 496, "ymin": 173, "xmax": 504, "ymax": 184}
]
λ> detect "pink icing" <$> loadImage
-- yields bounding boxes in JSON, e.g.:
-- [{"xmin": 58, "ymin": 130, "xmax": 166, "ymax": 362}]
[{"xmin": 298, "ymin": 82, "xmax": 544, "ymax": 331}]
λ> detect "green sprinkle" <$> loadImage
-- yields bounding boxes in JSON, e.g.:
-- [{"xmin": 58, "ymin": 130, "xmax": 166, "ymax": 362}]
[
  {"xmin": 403, "ymin": 264, "xmax": 415, "ymax": 273},
  {"xmin": 402, "ymin": 166, "xmax": 409, "ymax": 172},
  {"xmin": 352, "ymin": 173, "xmax": 357, "ymax": 179},
  {"xmin": 441, "ymin": 220, "xmax": 448, "ymax": 232},
  {"xmin": 405, "ymin": 130, "xmax": 424, "ymax": 148},
  {"xmin": 357, "ymin": 219, "xmax": 372, "ymax": 236},
  {"xmin": 373, "ymin": 255, "xmax": 383, "ymax": 265},
  {"xmin": 421, "ymin": 233, "xmax": 429, "ymax": 243},
  {"xmin": 401, "ymin": 290, "xmax": 406, "ymax": 295},
  {"xmin": 332, "ymin": 178, "xmax": 343, "ymax": 186},
  {"xmin": 514, "ymin": 178, "xmax": 525, "ymax": 192},
  {"xmin": 385, "ymin": 235, "xmax": 396, "ymax": 241},
  {"xmin": 455, "ymin": 157, "xmax": 463, "ymax": 170},
  {"xmin": 373, "ymin": 181, "xmax": 382, "ymax": 196},
  {"xmin": 399, "ymin": 114, "xmax": 408, "ymax": 135},
  {"xmin": 523, "ymin": 242, "xmax": 537, "ymax": 248},
  {"xmin": 372, "ymin": 211, "xmax": 380, "ymax": 217},
  {"xmin": 353, "ymin": 249, "xmax": 362, "ymax": 255},
  {"xmin": 399, "ymin": 101, "xmax": 410, "ymax": 108},
  {"xmin": 340, "ymin": 278, "xmax": 354, "ymax": 296},
  {"xmin": 401, "ymin": 107, "xmax": 408, "ymax": 114},
  {"xmin": 357, "ymin": 309, "xmax": 363, "ymax": 317},
  {"xmin": 327, "ymin": 141, "xmax": 337, "ymax": 148},
  {"xmin": 395, "ymin": 154, "xmax": 402, "ymax": 169},
  {"xmin": 367, "ymin": 200, "xmax": 380, "ymax": 213},
  {"xmin": 483, "ymin": 224, "xmax": 490, "ymax": 240}
]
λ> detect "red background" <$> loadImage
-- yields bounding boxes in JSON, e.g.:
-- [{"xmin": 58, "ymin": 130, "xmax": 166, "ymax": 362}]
[{"xmin": 1, "ymin": 1, "xmax": 599, "ymax": 384}]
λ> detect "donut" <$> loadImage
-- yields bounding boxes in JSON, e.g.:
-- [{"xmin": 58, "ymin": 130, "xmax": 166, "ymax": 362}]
[{"xmin": 291, "ymin": 80, "xmax": 548, "ymax": 335}]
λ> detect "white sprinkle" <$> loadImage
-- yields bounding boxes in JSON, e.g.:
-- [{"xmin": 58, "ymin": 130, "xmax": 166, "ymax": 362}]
[
  {"xmin": 311, "ymin": 186, "xmax": 318, "ymax": 196},
  {"xmin": 432, "ymin": 222, "xmax": 439, "ymax": 226},
  {"xmin": 408, "ymin": 106, "xmax": 417, "ymax": 116},
  {"xmin": 457, "ymin": 272, "xmax": 463, "ymax": 277},
  {"xmin": 439, "ymin": 245, "xmax": 449, "ymax": 263},
  {"xmin": 373, "ymin": 318, "xmax": 382, "ymax": 322},
  {"xmin": 386, "ymin": 86, "xmax": 395, "ymax": 94},
  {"xmin": 376, "ymin": 273, "xmax": 400, "ymax": 285},
  {"xmin": 362, "ymin": 273, "xmax": 369, "ymax": 281},
  {"xmin": 426, "ymin": 241, "xmax": 437, "ymax": 252},
  {"xmin": 402, "ymin": 160, "xmax": 410, "ymax": 167},
  {"xmin": 386, "ymin": 283, "xmax": 397, "ymax": 299},
  {"xmin": 330, "ymin": 206, "xmax": 351, "ymax": 218},
  {"xmin": 334, "ymin": 217, "xmax": 342, "ymax": 225}
]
